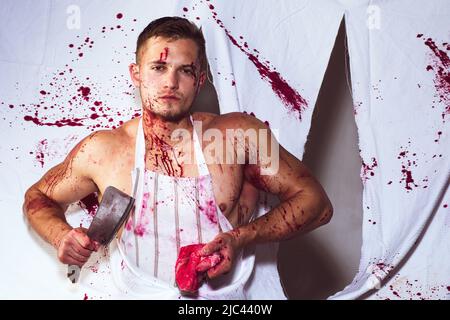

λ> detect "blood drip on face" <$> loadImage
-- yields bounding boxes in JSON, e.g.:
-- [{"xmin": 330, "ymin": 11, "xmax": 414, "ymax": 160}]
[
  {"xmin": 159, "ymin": 47, "xmax": 169, "ymax": 62},
  {"xmin": 175, "ymin": 244, "xmax": 223, "ymax": 294}
]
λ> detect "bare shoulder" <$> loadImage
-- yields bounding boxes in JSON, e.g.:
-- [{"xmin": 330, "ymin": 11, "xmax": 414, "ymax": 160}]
[
  {"xmin": 71, "ymin": 117, "xmax": 138, "ymax": 164},
  {"xmin": 191, "ymin": 111, "xmax": 218, "ymax": 126},
  {"xmin": 203, "ymin": 112, "xmax": 267, "ymax": 131}
]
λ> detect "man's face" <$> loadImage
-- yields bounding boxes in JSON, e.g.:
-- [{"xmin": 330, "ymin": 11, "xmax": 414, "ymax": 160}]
[{"xmin": 130, "ymin": 36, "xmax": 205, "ymax": 122}]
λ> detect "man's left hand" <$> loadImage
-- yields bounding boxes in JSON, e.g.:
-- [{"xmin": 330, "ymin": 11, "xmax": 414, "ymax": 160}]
[{"xmin": 197, "ymin": 231, "xmax": 242, "ymax": 279}]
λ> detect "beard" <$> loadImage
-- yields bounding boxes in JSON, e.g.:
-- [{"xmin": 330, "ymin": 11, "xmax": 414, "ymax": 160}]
[{"xmin": 145, "ymin": 101, "xmax": 191, "ymax": 123}]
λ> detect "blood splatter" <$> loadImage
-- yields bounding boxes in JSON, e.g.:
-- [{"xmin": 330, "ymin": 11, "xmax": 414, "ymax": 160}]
[
  {"xmin": 199, "ymin": 200, "xmax": 218, "ymax": 224},
  {"xmin": 143, "ymin": 110, "xmax": 183, "ymax": 177},
  {"xmin": 205, "ymin": 3, "xmax": 308, "ymax": 120},
  {"xmin": 24, "ymin": 115, "xmax": 86, "ymax": 127},
  {"xmin": 42, "ymin": 138, "xmax": 86, "ymax": 196},
  {"xmin": 35, "ymin": 139, "xmax": 48, "ymax": 168},
  {"xmin": 25, "ymin": 196, "xmax": 59, "ymax": 216},
  {"xmin": 401, "ymin": 167, "xmax": 418, "ymax": 191},
  {"xmin": 3, "ymin": 13, "xmax": 142, "ymax": 133},
  {"xmin": 353, "ymin": 101, "xmax": 363, "ymax": 116},
  {"xmin": 78, "ymin": 86, "xmax": 91, "ymax": 101},
  {"xmin": 397, "ymin": 144, "xmax": 421, "ymax": 191},
  {"xmin": 389, "ymin": 286, "xmax": 401, "ymax": 298},
  {"xmin": 421, "ymin": 36, "xmax": 450, "ymax": 121},
  {"xmin": 434, "ymin": 131, "xmax": 442, "ymax": 142},
  {"xmin": 134, "ymin": 224, "xmax": 146, "ymax": 237},
  {"xmin": 78, "ymin": 193, "xmax": 99, "ymax": 217},
  {"xmin": 361, "ymin": 157, "xmax": 378, "ymax": 183},
  {"xmin": 159, "ymin": 47, "xmax": 169, "ymax": 62}
]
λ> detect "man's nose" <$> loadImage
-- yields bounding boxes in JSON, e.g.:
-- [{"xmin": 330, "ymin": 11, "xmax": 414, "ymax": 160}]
[{"xmin": 164, "ymin": 70, "xmax": 179, "ymax": 90}]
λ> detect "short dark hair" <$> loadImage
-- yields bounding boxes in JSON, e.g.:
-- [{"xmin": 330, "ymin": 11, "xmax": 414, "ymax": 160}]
[{"xmin": 136, "ymin": 16, "xmax": 207, "ymax": 72}]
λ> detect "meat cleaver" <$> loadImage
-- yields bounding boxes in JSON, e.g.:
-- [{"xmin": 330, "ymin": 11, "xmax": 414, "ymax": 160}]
[{"xmin": 67, "ymin": 186, "xmax": 135, "ymax": 284}]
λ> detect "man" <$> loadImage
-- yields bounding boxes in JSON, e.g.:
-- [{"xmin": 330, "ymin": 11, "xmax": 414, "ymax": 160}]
[{"xmin": 23, "ymin": 16, "xmax": 333, "ymax": 298}]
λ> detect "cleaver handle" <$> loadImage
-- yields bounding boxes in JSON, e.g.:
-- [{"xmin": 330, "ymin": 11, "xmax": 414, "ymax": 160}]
[{"xmin": 67, "ymin": 264, "xmax": 81, "ymax": 284}]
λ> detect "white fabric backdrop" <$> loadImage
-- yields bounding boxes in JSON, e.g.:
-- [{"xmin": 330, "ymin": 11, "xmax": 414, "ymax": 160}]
[
  {"xmin": 0, "ymin": 0, "xmax": 343, "ymax": 299},
  {"xmin": 0, "ymin": 0, "xmax": 448, "ymax": 300},
  {"xmin": 329, "ymin": 0, "xmax": 449, "ymax": 300}
]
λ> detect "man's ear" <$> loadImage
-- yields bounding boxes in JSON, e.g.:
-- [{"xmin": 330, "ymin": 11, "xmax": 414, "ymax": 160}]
[{"xmin": 129, "ymin": 63, "xmax": 140, "ymax": 87}]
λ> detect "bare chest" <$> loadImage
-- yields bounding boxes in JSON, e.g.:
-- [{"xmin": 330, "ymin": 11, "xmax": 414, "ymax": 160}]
[{"xmin": 92, "ymin": 148, "xmax": 245, "ymax": 221}]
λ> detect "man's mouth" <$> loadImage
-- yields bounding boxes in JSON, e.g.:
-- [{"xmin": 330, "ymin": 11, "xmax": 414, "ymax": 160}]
[{"xmin": 159, "ymin": 95, "xmax": 180, "ymax": 101}]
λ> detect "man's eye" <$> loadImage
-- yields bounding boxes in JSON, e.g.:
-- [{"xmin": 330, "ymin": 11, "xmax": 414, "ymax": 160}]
[
  {"xmin": 182, "ymin": 69, "xmax": 194, "ymax": 75},
  {"xmin": 152, "ymin": 65, "xmax": 164, "ymax": 71}
]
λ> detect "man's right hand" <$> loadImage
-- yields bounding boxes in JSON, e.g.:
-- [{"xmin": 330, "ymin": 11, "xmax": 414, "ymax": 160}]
[{"xmin": 56, "ymin": 227, "xmax": 99, "ymax": 267}]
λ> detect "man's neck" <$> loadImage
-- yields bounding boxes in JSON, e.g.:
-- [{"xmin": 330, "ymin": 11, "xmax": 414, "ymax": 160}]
[{"xmin": 142, "ymin": 109, "xmax": 193, "ymax": 151}]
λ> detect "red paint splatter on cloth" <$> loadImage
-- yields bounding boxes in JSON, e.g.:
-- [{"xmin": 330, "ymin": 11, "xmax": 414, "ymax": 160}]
[
  {"xmin": 4, "ymin": 14, "xmax": 141, "ymax": 132},
  {"xmin": 134, "ymin": 224, "xmax": 146, "ymax": 237},
  {"xmin": 361, "ymin": 157, "xmax": 378, "ymax": 183},
  {"xmin": 199, "ymin": 200, "xmax": 218, "ymax": 224},
  {"xmin": 421, "ymin": 36, "xmax": 450, "ymax": 121},
  {"xmin": 78, "ymin": 193, "xmax": 99, "ymax": 217},
  {"xmin": 397, "ymin": 145, "xmax": 420, "ymax": 191},
  {"xmin": 35, "ymin": 139, "xmax": 48, "ymax": 168},
  {"xmin": 206, "ymin": 3, "xmax": 308, "ymax": 120}
]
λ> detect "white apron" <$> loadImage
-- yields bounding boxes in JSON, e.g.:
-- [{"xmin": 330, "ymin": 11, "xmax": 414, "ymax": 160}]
[{"xmin": 110, "ymin": 115, "xmax": 255, "ymax": 299}]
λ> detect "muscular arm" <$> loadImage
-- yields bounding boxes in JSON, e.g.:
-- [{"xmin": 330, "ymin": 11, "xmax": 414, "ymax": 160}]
[
  {"xmin": 236, "ymin": 114, "xmax": 333, "ymax": 246},
  {"xmin": 23, "ymin": 133, "xmax": 103, "ymax": 265},
  {"xmin": 200, "ymin": 113, "xmax": 333, "ymax": 278},
  {"xmin": 239, "ymin": 143, "xmax": 333, "ymax": 245}
]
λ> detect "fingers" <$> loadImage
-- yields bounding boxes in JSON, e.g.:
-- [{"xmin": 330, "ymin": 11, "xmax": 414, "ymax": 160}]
[
  {"xmin": 68, "ymin": 244, "xmax": 91, "ymax": 262},
  {"xmin": 57, "ymin": 228, "xmax": 97, "ymax": 266},
  {"xmin": 199, "ymin": 237, "xmax": 224, "ymax": 256},
  {"xmin": 63, "ymin": 256, "xmax": 84, "ymax": 267},
  {"xmin": 207, "ymin": 255, "xmax": 232, "ymax": 280},
  {"xmin": 66, "ymin": 252, "xmax": 88, "ymax": 267},
  {"xmin": 196, "ymin": 253, "xmax": 223, "ymax": 272},
  {"xmin": 198, "ymin": 234, "xmax": 233, "ymax": 279},
  {"xmin": 73, "ymin": 228, "xmax": 97, "ymax": 251}
]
